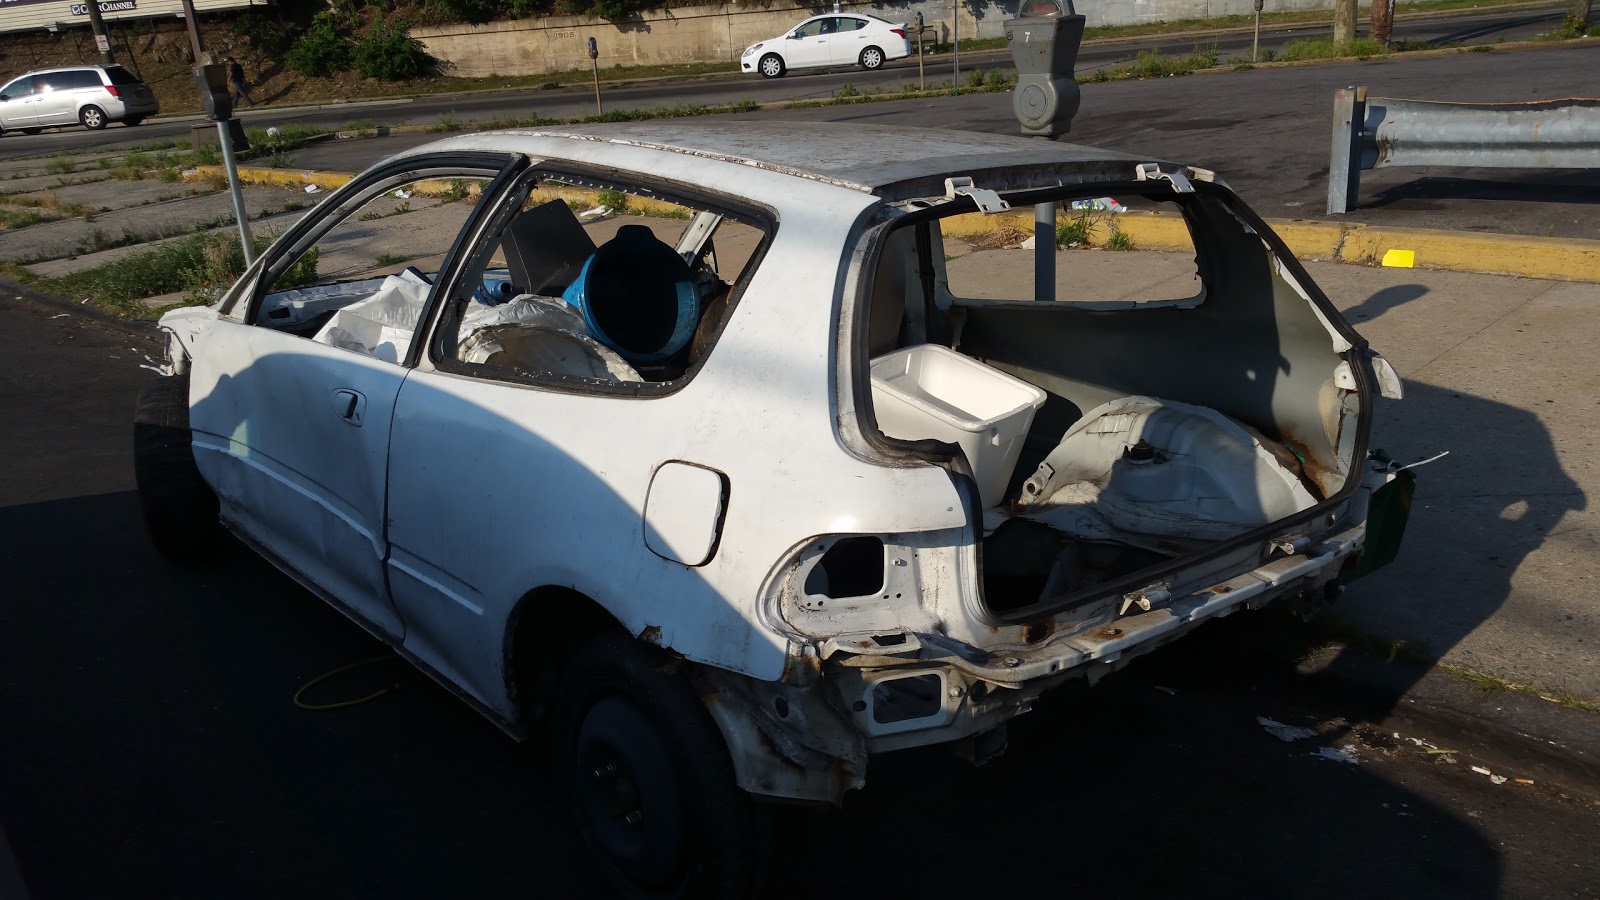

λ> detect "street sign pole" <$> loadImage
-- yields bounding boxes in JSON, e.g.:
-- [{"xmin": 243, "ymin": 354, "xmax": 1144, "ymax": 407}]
[{"xmin": 85, "ymin": 1, "xmax": 116, "ymax": 66}]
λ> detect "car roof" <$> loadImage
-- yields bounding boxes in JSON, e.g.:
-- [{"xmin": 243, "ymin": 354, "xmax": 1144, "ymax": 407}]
[
  {"xmin": 21, "ymin": 65, "xmax": 110, "ymax": 76},
  {"xmin": 421, "ymin": 122, "xmax": 1167, "ymax": 202}
]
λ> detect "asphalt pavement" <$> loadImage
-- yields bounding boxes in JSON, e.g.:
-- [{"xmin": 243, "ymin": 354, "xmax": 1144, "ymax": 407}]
[
  {"xmin": 0, "ymin": 2, "xmax": 1575, "ymax": 163},
  {"xmin": 3, "ymin": 242, "xmax": 1600, "ymax": 897}
]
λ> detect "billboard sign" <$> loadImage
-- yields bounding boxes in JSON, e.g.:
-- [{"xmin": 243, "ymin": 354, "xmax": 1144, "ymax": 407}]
[{"xmin": 0, "ymin": 0, "xmax": 268, "ymax": 34}]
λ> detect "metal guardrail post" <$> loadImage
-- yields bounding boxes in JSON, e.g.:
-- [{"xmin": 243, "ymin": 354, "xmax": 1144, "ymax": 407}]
[
  {"xmin": 1035, "ymin": 202, "xmax": 1056, "ymax": 301},
  {"xmin": 1327, "ymin": 85, "xmax": 1366, "ymax": 215}
]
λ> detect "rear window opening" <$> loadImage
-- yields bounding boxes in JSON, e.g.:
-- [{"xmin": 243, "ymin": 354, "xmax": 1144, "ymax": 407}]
[
  {"xmin": 105, "ymin": 66, "xmax": 141, "ymax": 86},
  {"xmin": 860, "ymin": 185, "xmax": 1360, "ymax": 617}
]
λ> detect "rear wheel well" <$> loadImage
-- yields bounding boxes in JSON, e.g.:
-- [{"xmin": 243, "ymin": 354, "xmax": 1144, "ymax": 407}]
[{"xmin": 505, "ymin": 586, "xmax": 629, "ymax": 731}]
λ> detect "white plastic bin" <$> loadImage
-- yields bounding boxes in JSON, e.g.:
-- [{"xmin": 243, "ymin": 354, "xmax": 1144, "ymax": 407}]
[{"xmin": 870, "ymin": 344, "xmax": 1048, "ymax": 509}]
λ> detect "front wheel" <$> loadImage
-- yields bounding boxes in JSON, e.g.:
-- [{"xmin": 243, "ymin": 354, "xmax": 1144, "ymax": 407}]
[
  {"xmin": 79, "ymin": 105, "xmax": 107, "ymax": 130},
  {"xmin": 859, "ymin": 45, "xmax": 885, "ymax": 70},
  {"xmin": 22, "ymin": 127, "xmax": 41, "ymax": 135},
  {"xmin": 759, "ymin": 53, "xmax": 786, "ymax": 78},
  {"xmin": 561, "ymin": 634, "xmax": 763, "ymax": 899}
]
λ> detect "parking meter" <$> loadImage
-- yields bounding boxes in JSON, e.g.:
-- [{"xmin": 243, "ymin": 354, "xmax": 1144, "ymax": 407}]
[
  {"xmin": 1004, "ymin": 0, "xmax": 1086, "ymax": 138},
  {"xmin": 588, "ymin": 36, "xmax": 598, "ymax": 59},
  {"xmin": 194, "ymin": 63, "xmax": 232, "ymax": 121}
]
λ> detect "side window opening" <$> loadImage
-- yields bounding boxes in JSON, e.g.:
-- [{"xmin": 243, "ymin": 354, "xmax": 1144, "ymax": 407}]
[
  {"xmin": 431, "ymin": 172, "xmax": 770, "ymax": 391},
  {"xmin": 248, "ymin": 172, "xmax": 496, "ymax": 365}
]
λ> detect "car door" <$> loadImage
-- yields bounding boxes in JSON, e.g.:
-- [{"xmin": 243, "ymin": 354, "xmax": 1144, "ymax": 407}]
[
  {"xmin": 785, "ymin": 17, "xmax": 835, "ymax": 69},
  {"xmin": 0, "ymin": 76, "xmax": 37, "ymax": 128},
  {"xmin": 31, "ymin": 73, "xmax": 77, "ymax": 126},
  {"xmin": 187, "ymin": 151, "xmax": 525, "ymax": 641},
  {"xmin": 831, "ymin": 17, "xmax": 871, "ymax": 64}
]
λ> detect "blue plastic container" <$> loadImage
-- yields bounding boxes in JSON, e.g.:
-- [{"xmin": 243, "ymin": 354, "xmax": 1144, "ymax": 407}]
[{"xmin": 563, "ymin": 225, "xmax": 699, "ymax": 365}]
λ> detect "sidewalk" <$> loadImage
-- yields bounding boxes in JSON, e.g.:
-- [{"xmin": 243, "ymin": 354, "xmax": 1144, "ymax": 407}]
[{"xmin": 944, "ymin": 242, "xmax": 1600, "ymax": 701}]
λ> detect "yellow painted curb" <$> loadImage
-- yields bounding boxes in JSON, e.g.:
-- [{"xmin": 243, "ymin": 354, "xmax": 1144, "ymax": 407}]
[{"xmin": 189, "ymin": 166, "xmax": 1600, "ymax": 283}]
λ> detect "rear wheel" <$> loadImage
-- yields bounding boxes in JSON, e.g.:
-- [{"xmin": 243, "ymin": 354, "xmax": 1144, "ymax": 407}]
[
  {"xmin": 759, "ymin": 53, "xmax": 786, "ymax": 78},
  {"xmin": 79, "ymin": 104, "xmax": 107, "ymax": 130},
  {"xmin": 125, "ymin": 116, "xmax": 145, "ymax": 126},
  {"xmin": 134, "ymin": 374, "xmax": 224, "ymax": 564},
  {"xmin": 561, "ymin": 634, "xmax": 762, "ymax": 899},
  {"xmin": 859, "ymin": 45, "xmax": 885, "ymax": 70}
]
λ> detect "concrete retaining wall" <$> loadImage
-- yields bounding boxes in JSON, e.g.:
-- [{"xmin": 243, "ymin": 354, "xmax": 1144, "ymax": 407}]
[{"xmin": 412, "ymin": 0, "xmax": 1352, "ymax": 78}]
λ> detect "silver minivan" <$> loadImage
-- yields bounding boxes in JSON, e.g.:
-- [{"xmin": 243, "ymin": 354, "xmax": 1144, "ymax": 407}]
[{"xmin": 0, "ymin": 64, "xmax": 159, "ymax": 134}]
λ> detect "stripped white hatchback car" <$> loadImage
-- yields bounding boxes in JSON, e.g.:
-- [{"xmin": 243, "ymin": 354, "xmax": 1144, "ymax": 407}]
[
  {"xmin": 740, "ymin": 13, "xmax": 913, "ymax": 77},
  {"xmin": 139, "ymin": 123, "xmax": 1411, "ymax": 899}
]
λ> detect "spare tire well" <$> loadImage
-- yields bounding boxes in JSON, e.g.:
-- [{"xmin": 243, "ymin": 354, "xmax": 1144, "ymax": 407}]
[{"xmin": 505, "ymin": 586, "xmax": 630, "ymax": 730}]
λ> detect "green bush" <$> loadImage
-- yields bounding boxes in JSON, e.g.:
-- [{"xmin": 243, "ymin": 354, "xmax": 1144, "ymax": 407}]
[
  {"xmin": 284, "ymin": 13, "xmax": 352, "ymax": 77},
  {"xmin": 426, "ymin": 0, "xmax": 503, "ymax": 23},
  {"xmin": 354, "ymin": 18, "xmax": 437, "ymax": 80}
]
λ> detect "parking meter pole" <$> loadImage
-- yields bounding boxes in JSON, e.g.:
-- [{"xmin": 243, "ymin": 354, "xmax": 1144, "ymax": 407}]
[
  {"xmin": 588, "ymin": 37, "xmax": 602, "ymax": 115},
  {"xmin": 1034, "ymin": 202, "xmax": 1056, "ymax": 302},
  {"xmin": 952, "ymin": 0, "xmax": 960, "ymax": 86},
  {"xmin": 217, "ymin": 120, "xmax": 254, "ymax": 267},
  {"xmin": 1253, "ymin": 0, "xmax": 1263, "ymax": 62},
  {"xmin": 916, "ymin": 12, "xmax": 925, "ymax": 91}
]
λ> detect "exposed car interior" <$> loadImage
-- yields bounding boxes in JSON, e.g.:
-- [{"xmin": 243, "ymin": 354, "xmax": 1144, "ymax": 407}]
[
  {"xmin": 251, "ymin": 170, "xmax": 768, "ymax": 388},
  {"xmin": 860, "ymin": 186, "xmax": 1356, "ymax": 616}
]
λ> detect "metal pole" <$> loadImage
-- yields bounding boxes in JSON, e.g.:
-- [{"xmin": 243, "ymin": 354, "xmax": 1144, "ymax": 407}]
[
  {"xmin": 86, "ymin": 0, "xmax": 116, "ymax": 66},
  {"xmin": 952, "ymin": 0, "xmax": 960, "ymax": 86},
  {"xmin": 1326, "ymin": 85, "xmax": 1365, "ymax": 215},
  {"xmin": 217, "ymin": 120, "xmax": 254, "ymax": 265},
  {"xmin": 1034, "ymin": 202, "xmax": 1055, "ymax": 302},
  {"xmin": 918, "ymin": 30, "xmax": 925, "ymax": 91},
  {"xmin": 1252, "ymin": 9, "xmax": 1261, "ymax": 61},
  {"xmin": 592, "ymin": 59, "xmax": 602, "ymax": 115}
]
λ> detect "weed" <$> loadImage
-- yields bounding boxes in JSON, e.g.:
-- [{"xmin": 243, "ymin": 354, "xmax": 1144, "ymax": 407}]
[
  {"xmin": 1469, "ymin": 41, "xmax": 1495, "ymax": 52},
  {"xmin": 45, "ymin": 157, "xmax": 75, "ymax": 175},
  {"xmin": 1055, "ymin": 208, "xmax": 1100, "ymax": 247},
  {"xmin": 439, "ymin": 179, "xmax": 474, "ymax": 203},
  {"xmin": 1232, "ymin": 62, "xmax": 1255, "ymax": 71},
  {"xmin": 359, "ymin": 210, "xmax": 383, "ymax": 221},
  {"xmin": 1278, "ymin": 37, "xmax": 1387, "ymax": 60},
  {"xmin": 1551, "ymin": 13, "xmax": 1589, "ymax": 38},
  {"xmin": 97, "ymin": 157, "xmax": 115, "ymax": 170},
  {"xmin": 391, "ymin": 201, "xmax": 412, "ymax": 216},
  {"xmin": 373, "ymin": 252, "xmax": 413, "ymax": 266},
  {"xmin": 963, "ymin": 67, "xmax": 986, "ymax": 88},
  {"xmin": 354, "ymin": 16, "xmax": 437, "ymax": 80},
  {"xmin": 1107, "ymin": 228, "xmax": 1136, "ymax": 251},
  {"xmin": 426, "ymin": 111, "xmax": 463, "ymax": 133},
  {"xmin": 122, "ymin": 151, "xmax": 152, "ymax": 171},
  {"xmin": 192, "ymin": 143, "xmax": 222, "ymax": 166},
  {"xmin": 265, "ymin": 152, "xmax": 296, "ymax": 169},
  {"xmin": 596, "ymin": 189, "xmax": 630, "ymax": 212},
  {"xmin": 109, "ymin": 167, "xmax": 140, "ymax": 181},
  {"xmin": 343, "ymin": 118, "xmax": 377, "ymax": 132},
  {"xmin": 835, "ymin": 83, "xmax": 861, "ymax": 99},
  {"xmin": 159, "ymin": 167, "xmax": 182, "ymax": 183},
  {"xmin": 0, "ymin": 208, "xmax": 49, "ymax": 230}
]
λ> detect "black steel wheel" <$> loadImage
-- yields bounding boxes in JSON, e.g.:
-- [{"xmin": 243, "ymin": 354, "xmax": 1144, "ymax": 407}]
[{"xmin": 561, "ymin": 633, "xmax": 762, "ymax": 899}]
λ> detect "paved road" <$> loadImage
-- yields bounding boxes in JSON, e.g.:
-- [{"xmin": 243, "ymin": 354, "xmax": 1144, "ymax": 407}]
[{"xmin": 0, "ymin": 2, "xmax": 1573, "ymax": 163}]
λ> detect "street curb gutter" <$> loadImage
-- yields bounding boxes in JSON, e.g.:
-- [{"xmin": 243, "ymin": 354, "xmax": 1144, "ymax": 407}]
[
  {"xmin": 1, "ymin": 277, "xmax": 160, "ymax": 340},
  {"xmin": 195, "ymin": 166, "xmax": 1600, "ymax": 283}
]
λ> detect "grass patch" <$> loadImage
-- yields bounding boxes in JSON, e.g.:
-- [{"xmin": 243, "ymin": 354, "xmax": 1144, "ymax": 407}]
[
  {"xmin": 425, "ymin": 111, "xmax": 462, "ymax": 133},
  {"xmin": 1107, "ymin": 228, "xmax": 1136, "ymax": 251},
  {"xmin": 242, "ymin": 123, "xmax": 331, "ymax": 160},
  {"xmin": 1277, "ymin": 36, "xmax": 1389, "ymax": 60},
  {"xmin": 576, "ymin": 99, "xmax": 760, "ymax": 123},
  {"xmin": 373, "ymin": 252, "xmax": 413, "ymax": 266},
  {"xmin": 8, "ymin": 194, "xmax": 95, "ymax": 218},
  {"xmin": 1081, "ymin": 45, "xmax": 1221, "ymax": 82},
  {"xmin": 33, "ymin": 230, "xmax": 319, "ymax": 316},
  {"xmin": 45, "ymin": 157, "xmax": 75, "ymax": 176},
  {"xmin": 1055, "ymin": 208, "xmax": 1101, "ymax": 247},
  {"xmin": 341, "ymin": 117, "xmax": 378, "ymax": 136},
  {"xmin": 595, "ymin": 189, "xmax": 629, "ymax": 212},
  {"xmin": 0, "ymin": 208, "xmax": 50, "ymax": 230},
  {"xmin": 1548, "ymin": 13, "xmax": 1590, "ymax": 38}
]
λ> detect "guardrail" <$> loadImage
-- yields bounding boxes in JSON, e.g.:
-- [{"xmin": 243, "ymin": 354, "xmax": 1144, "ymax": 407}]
[{"xmin": 1327, "ymin": 86, "xmax": 1600, "ymax": 215}]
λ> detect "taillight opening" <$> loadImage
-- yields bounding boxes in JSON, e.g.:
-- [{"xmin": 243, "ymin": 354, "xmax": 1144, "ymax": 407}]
[{"xmin": 104, "ymin": 85, "xmax": 121, "ymax": 98}]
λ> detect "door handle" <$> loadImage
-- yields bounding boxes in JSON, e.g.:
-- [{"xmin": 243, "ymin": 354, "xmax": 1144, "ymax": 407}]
[{"xmin": 331, "ymin": 389, "xmax": 366, "ymax": 427}]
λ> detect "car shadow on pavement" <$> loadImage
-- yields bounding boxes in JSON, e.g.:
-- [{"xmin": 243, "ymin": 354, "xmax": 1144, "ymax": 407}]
[{"xmin": 1362, "ymin": 171, "xmax": 1600, "ymax": 212}]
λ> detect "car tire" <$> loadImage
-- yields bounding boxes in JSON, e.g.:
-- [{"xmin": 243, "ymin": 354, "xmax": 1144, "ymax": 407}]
[
  {"xmin": 125, "ymin": 116, "xmax": 145, "ymax": 127},
  {"xmin": 560, "ymin": 633, "xmax": 764, "ymax": 900},
  {"xmin": 134, "ymin": 373, "xmax": 223, "ymax": 564},
  {"xmin": 22, "ymin": 128, "xmax": 41, "ymax": 135},
  {"xmin": 759, "ymin": 53, "xmax": 786, "ymax": 78},
  {"xmin": 79, "ymin": 105, "xmax": 107, "ymax": 130},
  {"xmin": 859, "ymin": 46, "xmax": 885, "ymax": 70}
]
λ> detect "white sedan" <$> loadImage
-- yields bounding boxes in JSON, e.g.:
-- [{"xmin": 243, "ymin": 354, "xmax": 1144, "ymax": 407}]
[{"xmin": 740, "ymin": 14, "xmax": 913, "ymax": 77}]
